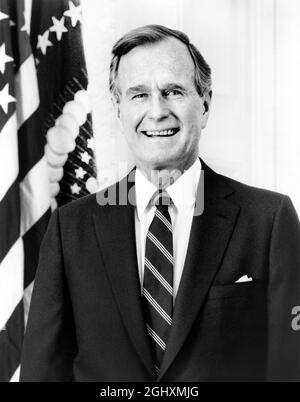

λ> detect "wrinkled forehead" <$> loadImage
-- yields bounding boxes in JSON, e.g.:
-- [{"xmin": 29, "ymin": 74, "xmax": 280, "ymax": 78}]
[{"xmin": 117, "ymin": 37, "xmax": 196, "ymax": 90}]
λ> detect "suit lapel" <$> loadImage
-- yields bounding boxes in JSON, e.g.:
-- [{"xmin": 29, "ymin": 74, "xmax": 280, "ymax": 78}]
[
  {"xmin": 158, "ymin": 161, "xmax": 241, "ymax": 380},
  {"xmin": 92, "ymin": 174, "xmax": 155, "ymax": 378}
]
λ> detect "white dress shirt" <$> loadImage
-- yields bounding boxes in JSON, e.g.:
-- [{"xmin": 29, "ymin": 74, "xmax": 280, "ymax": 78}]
[{"xmin": 135, "ymin": 158, "xmax": 201, "ymax": 303}]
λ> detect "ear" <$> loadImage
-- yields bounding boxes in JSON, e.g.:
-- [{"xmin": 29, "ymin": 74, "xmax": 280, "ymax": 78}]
[
  {"xmin": 201, "ymin": 91, "xmax": 212, "ymax": 128},
  {"xmin": 203, "ymin": 90, "xmax": 212, "ymax": 113},
  {"xmin": 111, "ymin": 96, "xmax": 121, "ymax": 119}
]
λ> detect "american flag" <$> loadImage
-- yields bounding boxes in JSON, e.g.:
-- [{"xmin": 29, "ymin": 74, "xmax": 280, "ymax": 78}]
[{"xmin": 0, "ymin": 0, "xmax": 97, "ymax": 381}]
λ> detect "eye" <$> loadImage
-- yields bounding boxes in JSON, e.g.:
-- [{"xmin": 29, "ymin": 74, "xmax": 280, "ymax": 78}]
[
  {"xmin": 165, "ymin": 89, "xmax": 183, "ymax": 97},
  {"xmin": 132, "ymin": 93, "xmax": 148, "ymax": 100}
]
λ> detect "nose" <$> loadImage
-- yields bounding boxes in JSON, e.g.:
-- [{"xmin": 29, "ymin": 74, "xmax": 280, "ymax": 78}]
[{"xmin": 148, "ymin": 93, "xmax": 170, "ymax": 121}]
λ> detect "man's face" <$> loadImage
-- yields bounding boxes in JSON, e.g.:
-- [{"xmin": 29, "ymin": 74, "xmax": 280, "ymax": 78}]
[{"xmin": 115, "ymin": 37, "xmax": 210, "ymax": 172}]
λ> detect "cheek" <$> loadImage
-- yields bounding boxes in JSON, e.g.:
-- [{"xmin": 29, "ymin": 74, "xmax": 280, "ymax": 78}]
[
  {"xmin": 178, "ymin": 99, "xmax": 203, "ymax": 124},
  {"xmin": 186, "ymin": 109, "xmax": 203, "ymax": 133},
  {"xmin": 180, "ymin": 110, "xmax": 202, "ymax": 149},
  {"xmin": 120, "ymin": 106, "xmax": 143, "ymax": 132}
]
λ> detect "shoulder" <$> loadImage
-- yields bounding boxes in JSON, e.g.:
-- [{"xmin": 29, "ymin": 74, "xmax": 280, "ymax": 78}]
[
  {"xmin": 57, "ymin": 180, "xmax": 120, "ymax": 222},
  {"xmin": 202, "ymin": 160, "xmax": 291, "ymax": 218},
  {"xmin": 213, "ymin": 171, "xmax": 299, "ymax": 229},
  {"xmin": 221, "ymin": 174, "xmax": 286, "ymax": 210}
]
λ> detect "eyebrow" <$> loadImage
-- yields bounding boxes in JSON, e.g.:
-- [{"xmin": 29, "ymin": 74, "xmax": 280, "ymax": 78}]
[
  {"xmin": 162, "ymin": 83, "xmax": 187, "ymax": 92},
  {"xmin": 125, "ymin": 83, "xmax": 188, "ymax": 97},
  {"xmin": 126, "ymin": 86, "xmax": 150, "ymax": 96}
]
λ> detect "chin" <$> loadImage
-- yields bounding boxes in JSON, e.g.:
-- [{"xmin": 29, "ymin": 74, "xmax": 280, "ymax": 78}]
[{"xmin": 143, "ymin": 155, "xmax": 179, "ymax": 171}]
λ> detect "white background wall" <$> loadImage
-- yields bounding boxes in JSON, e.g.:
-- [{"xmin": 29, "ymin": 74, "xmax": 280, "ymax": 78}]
[{"xmin": 81, "ymin": 0, "xmax": 300, "ymax": 215}]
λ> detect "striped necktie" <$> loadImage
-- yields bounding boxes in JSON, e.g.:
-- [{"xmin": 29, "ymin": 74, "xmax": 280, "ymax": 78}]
[{"xmin": 142, "ymin": 191, "xmax": 173, "ymax": 377}]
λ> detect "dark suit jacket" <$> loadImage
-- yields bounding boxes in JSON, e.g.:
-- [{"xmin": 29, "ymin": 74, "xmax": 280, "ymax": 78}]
[{"xmin": 20, "ymin": 160, "xmax": 300, "ymax": 382}]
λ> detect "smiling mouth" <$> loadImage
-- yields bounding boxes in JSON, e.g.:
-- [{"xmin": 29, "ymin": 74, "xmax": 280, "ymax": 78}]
[{"xmin": 141, "ymin": 128, "xmax": 180, "ymax": 137}]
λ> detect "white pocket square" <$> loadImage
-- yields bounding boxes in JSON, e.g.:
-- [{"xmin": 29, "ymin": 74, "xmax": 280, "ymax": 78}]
[{"xmin": 235, "ymin": 275, "xmax": 253, "ymax": 283}]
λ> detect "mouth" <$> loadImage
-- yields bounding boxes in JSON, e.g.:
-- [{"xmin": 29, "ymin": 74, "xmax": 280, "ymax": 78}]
[{"xmin": 141, "ymin": 128, "xmax": 180, "ymax": 138}]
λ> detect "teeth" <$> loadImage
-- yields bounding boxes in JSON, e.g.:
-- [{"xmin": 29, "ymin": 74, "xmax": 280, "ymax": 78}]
[{"xmin": 145, "ymin": 129, "xmax": 177, "ymax": 136}]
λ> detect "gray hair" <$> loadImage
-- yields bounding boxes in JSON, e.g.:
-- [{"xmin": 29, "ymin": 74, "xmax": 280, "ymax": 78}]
[{"xmin": 109, "ymin": 24, "xmax": 212, "ymax": 103}]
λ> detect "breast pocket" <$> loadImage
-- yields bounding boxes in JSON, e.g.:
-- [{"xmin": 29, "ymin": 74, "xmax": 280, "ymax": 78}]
[
  {"xmin": 198, "ymin": 281, "xmax": 268, "ymax": 381},
  {"xmin": 202, "ymin": 280, "xmax": 268, "ymax": 357},
  {"xmin": 207, "ymin": 281, "xmax": 267, "ymax": 300}
]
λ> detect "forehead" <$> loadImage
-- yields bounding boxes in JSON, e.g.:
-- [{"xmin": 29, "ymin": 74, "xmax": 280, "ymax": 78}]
[{"xmin": 117, "ymin": 37, "xmax": 195, "ymax": 90}]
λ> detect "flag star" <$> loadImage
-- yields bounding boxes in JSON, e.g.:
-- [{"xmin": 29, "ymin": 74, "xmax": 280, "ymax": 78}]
[
  {"xmin": 87, "ymin": 137, "xmax": 95, "ymax": 150},
  {"xmin": 74, "ymin": 166, "xmax": 86, "ymax": 179},
  {"xmin": 0, "ymin": 44, "xmax": 13, "ymax": 74},
  {"xmin": 63, "ymin": 1, "xmax": 82, "ymax": 27},
  {"xmin": 80, "ymin": 151, "xmax": 91, "ymax": 164},
  {"xmin": 9, "ymin": 20, "xmax": 16, "ymax": 26},
  {"xmin": 70, "ymin": 182, "xmax": 81, "ymax": 195},
  {"xmin": 0, "ymin": 83, "xmax": 15, "ymax": 113},
  {"xmin": 0, "ymin": 11, "xmax": 9, "ymax": 21},
  {"xmin": 37, "ymin": 30, "xmax": 53, "ymax": 55},
  {"xmin": 49, "ymin": 16, "xmax": 68, "ymax": 41},
  {"xmin": 35, "ymin": 58, "xmax": 40, "ymax": 66}
]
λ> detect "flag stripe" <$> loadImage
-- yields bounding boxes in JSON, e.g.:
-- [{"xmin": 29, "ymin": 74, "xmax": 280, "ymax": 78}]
[
  {"xmin": 0, "ymin": 301, "xmax": 24, "ymax": 382},
  {"xmin": 17, "ymin": 111, "xmax": 45, "ymax": 182},
  {"xmin": 20, "ymin": 156, "xmax": 51, "ymax": 236},
  {"xmin": 4, "ymin": 280, "xmax": 35, "ymax": 383},
  {"xmin": 15, "ymin": 54, "xmax": 39, "ymax": 128},
  {"xmin": 0, "ymin": 180, "xmax": 20, "ymax": 264},
  {"xmin": 23, "ymin": 211, "xmax": 51, "ymax": 289},
  {"xmin": 0, "ymin": 115, "xmax": 19, "ymax": 202},
  {"xmin": 23, "ymin": 281, "xmax": 34, "ymax": 328},
  {"xmin": 5, "ymin": 0, "xmax": 32, "ymax": 70},
  {"xmin": 0, "ymin": 238, "xmax": 24, "ymax": 332}
]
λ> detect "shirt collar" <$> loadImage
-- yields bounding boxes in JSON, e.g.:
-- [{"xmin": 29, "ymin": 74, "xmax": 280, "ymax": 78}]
[{"xmin": 135, "ymin": 158, "xmax": 201, "ymax": 220}]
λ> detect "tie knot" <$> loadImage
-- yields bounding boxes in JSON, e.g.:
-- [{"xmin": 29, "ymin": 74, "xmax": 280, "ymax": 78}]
[{"xmin": 151, "ymin": 190, "xmax": 172, "ymax": 211}]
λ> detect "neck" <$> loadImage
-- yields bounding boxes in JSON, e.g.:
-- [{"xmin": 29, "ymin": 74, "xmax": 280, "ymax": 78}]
[{"xmin": 137, "ymin": 157, "xmax": 197, "ymax": 189}]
